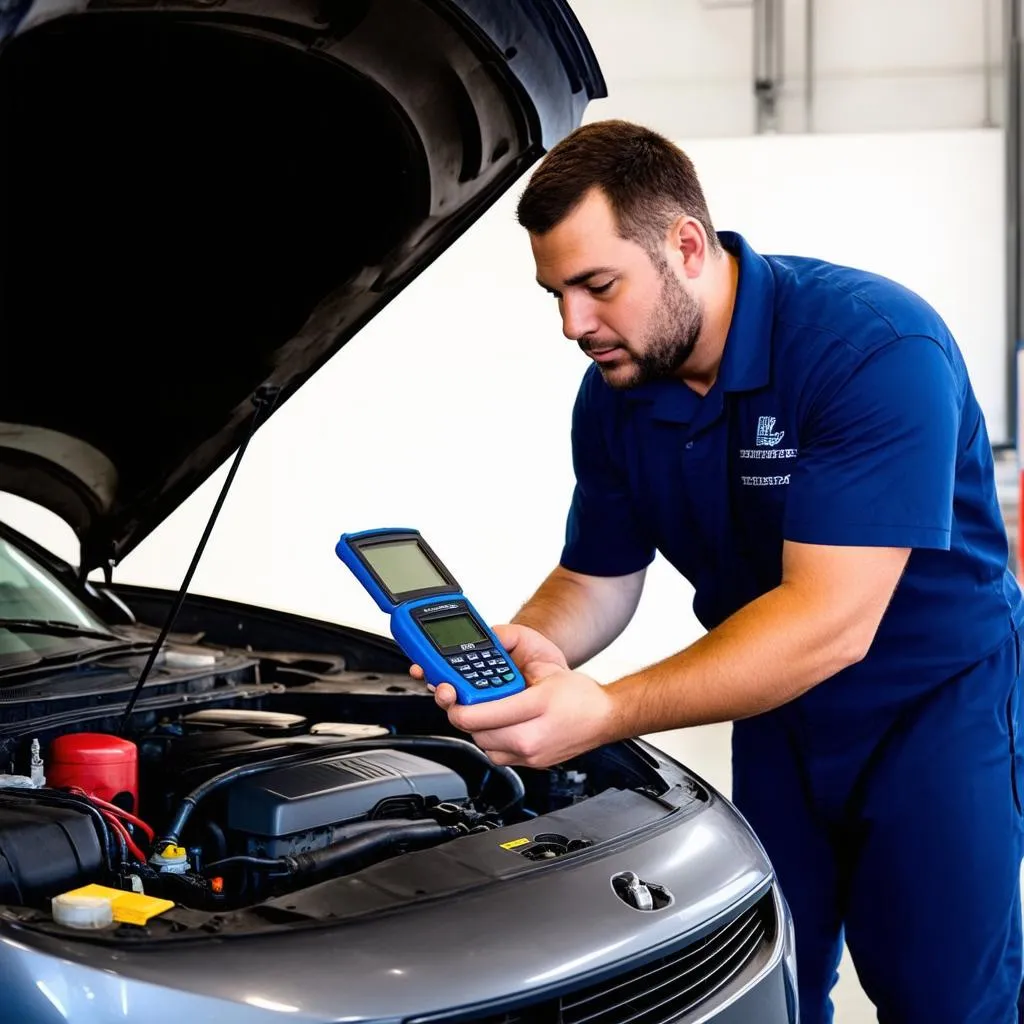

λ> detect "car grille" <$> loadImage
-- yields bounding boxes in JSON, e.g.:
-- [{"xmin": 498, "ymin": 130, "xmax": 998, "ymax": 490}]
[
  {"xmin": 444, "ymin": 892, "xmax": 774, "ymax": 1024},
  {"xmin": 559, "ymin": 900, "xmax": 770, "ymax": 1024}
]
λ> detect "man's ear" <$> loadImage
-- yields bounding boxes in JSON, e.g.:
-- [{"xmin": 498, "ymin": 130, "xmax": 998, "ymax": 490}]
[{"xmin": 665, "ymin": 216, "xmax": 707, "ymax": 280}]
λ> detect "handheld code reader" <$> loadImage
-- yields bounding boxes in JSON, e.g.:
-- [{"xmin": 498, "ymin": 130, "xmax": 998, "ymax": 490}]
[{"xmin": 335, "ymin": 528, "xmax": 526, "ymax": 705}]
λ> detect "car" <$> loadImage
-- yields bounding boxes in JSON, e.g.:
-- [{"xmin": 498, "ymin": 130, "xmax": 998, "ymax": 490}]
[{"xmin": 0, "ymin": 0, "xmax": 797, "ymax": 1021}]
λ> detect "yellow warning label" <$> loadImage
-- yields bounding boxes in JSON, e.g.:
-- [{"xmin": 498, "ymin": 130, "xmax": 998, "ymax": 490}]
[
  {"xmin": 499, "ymin": 837, "xmax": 530, "ymax": 850},
  {"xmin": 60, "ymin": 884, "xmax": 175, "ymax": 926}
]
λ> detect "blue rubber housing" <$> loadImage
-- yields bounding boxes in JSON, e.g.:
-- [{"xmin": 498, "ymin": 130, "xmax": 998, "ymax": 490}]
[
  {"xmin": 336, "ymin": 530, "xmax": 526, "ymax": 705},
  {"xmin": 392, "ymin": 596, "xmax": 526, "ymax": 705}
]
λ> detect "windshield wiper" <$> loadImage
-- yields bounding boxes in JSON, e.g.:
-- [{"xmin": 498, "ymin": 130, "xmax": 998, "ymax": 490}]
[
  {"xmin": 0, "ymin": 619, "xmax": 126, "ymax": 643},
  {"xmin": 0, "ymin": 620, "xmax": 158, "ymax": 682}
]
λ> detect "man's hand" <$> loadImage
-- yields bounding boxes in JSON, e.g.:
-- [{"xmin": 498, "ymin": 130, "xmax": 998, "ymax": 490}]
[
  {"xmin": 435, "ymin": 662, "xmax": 616, "ymax": 768},
  {"xmin": 411, "ymin": 622, "xmax": 613, "ymax": 767},
  {"xmin": 408, "ymin": 622, "xmax": 569, "ymax": 685}
]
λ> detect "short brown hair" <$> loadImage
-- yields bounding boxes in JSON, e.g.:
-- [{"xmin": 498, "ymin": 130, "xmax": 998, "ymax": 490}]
[{"xmin": 516, "ymin": 119, "xmax": 720, "ymax": 257}]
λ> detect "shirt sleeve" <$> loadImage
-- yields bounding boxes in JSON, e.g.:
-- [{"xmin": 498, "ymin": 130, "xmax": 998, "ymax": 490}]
[
  {"xmin": 560, "ymin": 370, "xmax": 657, "ymax": 576},
  {"xmin": 783, "ymin": 334, "xmax": 963, "ymax": 549}
]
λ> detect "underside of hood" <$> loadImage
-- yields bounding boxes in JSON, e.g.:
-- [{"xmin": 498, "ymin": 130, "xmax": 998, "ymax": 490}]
[{"xmin": 0, "ymin": 0, "xmax": 604, "ymax": 572}]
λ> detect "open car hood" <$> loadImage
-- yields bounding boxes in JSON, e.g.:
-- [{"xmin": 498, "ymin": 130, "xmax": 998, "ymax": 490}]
[{"xmin": 0, "ymin": 0, "xmax": 604, "ymax": 572}]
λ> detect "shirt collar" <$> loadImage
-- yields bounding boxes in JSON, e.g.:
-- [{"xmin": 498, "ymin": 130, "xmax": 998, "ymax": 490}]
[
  {"xmin": 622, "ymin": 230, "xmax": 775, "ymax": 422},
  {"xmin": 716, "ymin": 230, "xmax": 774, "ymax": 394}
]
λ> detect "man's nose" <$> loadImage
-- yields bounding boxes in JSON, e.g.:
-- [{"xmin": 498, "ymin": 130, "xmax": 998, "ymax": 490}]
[{"xmin": 560, "ymin": 294, "xmax": 599, "ymax": 342}]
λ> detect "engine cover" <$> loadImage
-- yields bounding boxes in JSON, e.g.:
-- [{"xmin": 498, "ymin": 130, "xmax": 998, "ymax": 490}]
[
  {"xmin": 0, "ymin": 796, "xmax": 104, "ymax": 904},
  {"xmin": 226, "ymin": 749, "xmax": 468, "ymax": 840}
]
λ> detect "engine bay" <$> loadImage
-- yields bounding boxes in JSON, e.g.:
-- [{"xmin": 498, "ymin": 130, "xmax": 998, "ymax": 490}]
[
  {"xmin": 0, "ymin": 695, "xmax": 703, "ymax": 937},
  {"xmin": 0, "ymin": 559, "xmax": 706, "ymax": 940}
]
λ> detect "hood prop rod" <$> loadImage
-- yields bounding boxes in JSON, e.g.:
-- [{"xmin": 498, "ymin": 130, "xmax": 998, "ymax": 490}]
[{"xmin": 117, "ymin": 384, "xmax": 281, "ymax": 736}]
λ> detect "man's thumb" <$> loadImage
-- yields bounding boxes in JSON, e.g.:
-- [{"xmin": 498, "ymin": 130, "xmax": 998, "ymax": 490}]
[
  {"xmin": 521, "ymin": 659, "xmax": 565, "ymax": 686},
  {"xmin": 433, "ymin": 682, "xmax": 458, "ymax": 709}
]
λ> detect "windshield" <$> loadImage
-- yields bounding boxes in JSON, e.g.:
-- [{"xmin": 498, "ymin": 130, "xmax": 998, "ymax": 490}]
[{"xmin": 0, "ymin": 536, "xmax": 109, "ymax": 660}]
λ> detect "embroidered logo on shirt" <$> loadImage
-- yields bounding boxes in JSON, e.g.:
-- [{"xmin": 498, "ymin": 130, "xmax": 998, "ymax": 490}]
[
  {"xmin": 740, "ymin": 474, "xmax": 791, "ymax": 486},
  {"xmin": 738, "ymin": 414, "xmax": 797, "ymax": 473},
  {"xmin": 739, "ymin": 415, "xmax": 796, "ymax": 481},
  {"xmin": 755, "ymin": 415, "xmax": 785, "ymax": 447}
]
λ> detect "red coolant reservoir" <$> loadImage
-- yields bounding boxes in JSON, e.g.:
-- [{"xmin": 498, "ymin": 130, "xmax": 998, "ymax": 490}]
[{"xmin": 47, "ymin": 734, "xmax": 138, "ymax": 811}]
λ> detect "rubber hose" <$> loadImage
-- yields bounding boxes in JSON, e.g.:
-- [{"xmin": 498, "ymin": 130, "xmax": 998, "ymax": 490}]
[
  {"xmin": 202, "ymin": 821, "xmax": 420, "ymax": 874},
  {"xmin": 283, "ymin": 821, "xmax": 459, "ymax": 877}
]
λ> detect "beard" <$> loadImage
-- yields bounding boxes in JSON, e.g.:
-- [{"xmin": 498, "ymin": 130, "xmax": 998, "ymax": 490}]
[{"xmin": 581, "ymin": 267, "xmax": 703, "ymax": 389}]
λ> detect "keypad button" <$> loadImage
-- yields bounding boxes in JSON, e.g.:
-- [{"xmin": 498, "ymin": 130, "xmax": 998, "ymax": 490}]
[
  {"xmin": 494, "ymin": 661, "xmax": 509, "ymax": 670},
  {"xmin": 502, "ymin": 672, "xmax": 516, "ymax": 682},
  {"xmin": 464, "ymin": 671, "xmax": 479, "ymax": 680},
  {"xmin": 481, "ymin": 669, "xmax": 495, "ymax": 678},
  {"xmin": 471, "ymin": 678, "xmax": 490, "ymax": 689},
  {"xmin": 466, "ymin": 653, "xmax": 481, "ymax": 662},
  {"xmin": 449, "ymin": 656, "xmax": 465, "ymax": 665}
]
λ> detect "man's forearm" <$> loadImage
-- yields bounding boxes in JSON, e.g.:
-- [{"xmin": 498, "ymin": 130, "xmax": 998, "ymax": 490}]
[
  {"xmin": 512, "ymin": 565, "xmax": 646, "ymax": 668},
  {"xmin": 600, "ymin": 580, "xmax": 871, "ymax": 741}
]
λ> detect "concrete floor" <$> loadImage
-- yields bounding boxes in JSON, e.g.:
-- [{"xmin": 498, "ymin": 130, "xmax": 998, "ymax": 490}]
[{"xmin": 646, "ymin": 722, "xmax": 877, "ymax": 1023}]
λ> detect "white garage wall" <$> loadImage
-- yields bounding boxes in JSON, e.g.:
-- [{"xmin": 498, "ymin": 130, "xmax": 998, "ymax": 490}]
[
  {"xmin": 688, "ymin": 128, "xmax": 1007, "ymax": 444},
  {"xmin": 0, "ymin": 128, "xmax": 1006, "ymax": 687},
  {"xmin": 571, "ymin": 0, "xmax": 1003, "ymax": 137}
]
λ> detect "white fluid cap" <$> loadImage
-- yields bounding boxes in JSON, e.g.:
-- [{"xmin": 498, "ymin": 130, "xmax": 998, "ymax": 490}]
[
  {"xmin": 51, "ymin": 893, "xmax": 114, "ymax": 930},
  {"xmin": 165, "ymin": 650, "xmax": 217, "ymax": 668},
  {"xmin": 310, "ymin": 722, "xmax": 390, "ymax": 738}
]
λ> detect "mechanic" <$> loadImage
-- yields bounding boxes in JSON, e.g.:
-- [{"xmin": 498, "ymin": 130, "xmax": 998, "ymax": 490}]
[{"xmin": 424, "ymin": 120, "xmax": 1024, "ymax": 1022}]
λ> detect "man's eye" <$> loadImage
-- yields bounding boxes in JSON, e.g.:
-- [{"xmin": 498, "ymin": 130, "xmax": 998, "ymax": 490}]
[{"xmin": 589, "ymin": 281, "xmax": 614, "ymax": 295}]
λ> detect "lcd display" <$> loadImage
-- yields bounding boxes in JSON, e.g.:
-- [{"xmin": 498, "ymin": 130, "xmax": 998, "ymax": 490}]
[
  {"xmin": 362, "ymin": 540, "xmax": 448, "ymax": 596},
  {"xmin": 420, "ymin": 613, "xmax": 487, "ymax": 649}
]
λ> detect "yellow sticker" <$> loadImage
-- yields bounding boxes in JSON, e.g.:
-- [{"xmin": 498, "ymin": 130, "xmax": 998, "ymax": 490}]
[{"xmin": 499, "ymin": 837, "xmax": 530, "ymax": 850}]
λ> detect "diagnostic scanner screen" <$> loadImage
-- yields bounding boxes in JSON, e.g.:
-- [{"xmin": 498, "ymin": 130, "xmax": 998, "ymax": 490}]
[
  {"xmin": 362, "ymin": 540, "xmax": 448, "ymax": 596},
  {"xmin": 420, "ymin": 613, "xmax": 487, "ymax": 649}
]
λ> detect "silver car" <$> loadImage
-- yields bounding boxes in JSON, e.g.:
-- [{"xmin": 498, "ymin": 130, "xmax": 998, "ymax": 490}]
[{"xmin": 0, "ymin": 0, "xmax": 797, "ymax": 1020}]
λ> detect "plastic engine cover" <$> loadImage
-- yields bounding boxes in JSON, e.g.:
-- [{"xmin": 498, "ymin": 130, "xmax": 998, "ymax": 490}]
[
  {"xmin": 0, "ymin": 796, "xmax": 104, "ymax": 904},
  {"xmin": 226, "ymin": 749, "xmax": 468, "ymax": 838}
]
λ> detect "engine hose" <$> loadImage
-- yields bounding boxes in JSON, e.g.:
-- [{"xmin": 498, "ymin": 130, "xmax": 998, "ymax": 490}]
[
  {"xmin": 102, "ymin": 811, "xmax": 146, "ymax": 864},
  {"xmin": 201, "ymin": 821, "xmax": 421, "ymax": 875},
  {"xmin": 323, "ymin": 818, "xmax": 419, "ymax": 844},
  {"xmin": 85, "ymin": 793, "xmax": 155, "ymax": 843},
  {"xmin": 203, "ymin": 819, "xmax": 228, "ymax": 863},
  {"xmin": 283, "ymin": 821, "xmax": 460, "ymax": 877},
  {"xmin": 109, "ymin": 816, "xmax": 128, "ymax": 866}
]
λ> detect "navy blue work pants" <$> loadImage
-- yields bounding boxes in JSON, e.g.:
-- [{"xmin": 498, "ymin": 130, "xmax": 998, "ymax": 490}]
[{"xmin": 732, "ymin": 631, "xmax": 1024, "ymax": 1023}]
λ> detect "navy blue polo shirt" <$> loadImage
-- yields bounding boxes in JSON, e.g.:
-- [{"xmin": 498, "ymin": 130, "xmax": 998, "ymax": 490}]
[{"xmin": 561, "ymin": 231, "xmax": 1024, "ymax": 718}]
